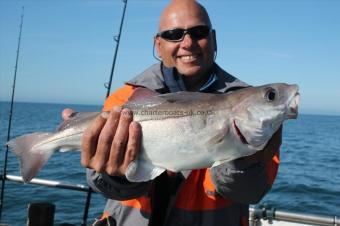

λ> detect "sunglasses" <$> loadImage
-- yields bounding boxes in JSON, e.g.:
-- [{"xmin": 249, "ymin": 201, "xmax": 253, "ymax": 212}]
[{"xmin": 156, "ymin": 25, "xmax": 211, "ymax": 42}]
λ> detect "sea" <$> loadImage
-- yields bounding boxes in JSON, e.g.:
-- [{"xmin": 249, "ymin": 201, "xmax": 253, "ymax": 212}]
[{"xmin": 0, "ymin": 101, "xmax": 339, "ymax": 225}]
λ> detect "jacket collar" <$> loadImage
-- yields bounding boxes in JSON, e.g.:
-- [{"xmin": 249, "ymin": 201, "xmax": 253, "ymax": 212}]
[
  {"xmin": 161, "ymin": 63, "xmax": 218, "ymax": 93},
  {"xmin": 126, "ymin": 63, "xmax": 249, "ymax": 94}
]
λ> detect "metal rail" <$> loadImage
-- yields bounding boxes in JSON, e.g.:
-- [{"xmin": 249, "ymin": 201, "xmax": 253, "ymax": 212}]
[
  {"xmin": 2, "ymin": 175, "xmax": 340, "ymax": 226},
  {"xmin": 3, "ymin": 175, "xmax": 89, "ymax": 192},
  {"xmin": 250, "ymin": 206, "xmax": 339, "ymax": 226},
  {"xmin": 1, "ymin": 174, "xmax": 91, "ymax": 225}
]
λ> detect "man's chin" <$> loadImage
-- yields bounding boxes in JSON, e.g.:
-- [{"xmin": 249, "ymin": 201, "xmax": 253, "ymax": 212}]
[{"xmin": 177, "ymin": 66, "xmax": 204, "ymax": 77}]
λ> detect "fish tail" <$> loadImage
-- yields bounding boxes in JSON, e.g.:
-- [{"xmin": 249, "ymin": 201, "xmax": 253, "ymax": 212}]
[{"xmin": 6, "ymin": 132, "xmax": 56, "ymax": 183}]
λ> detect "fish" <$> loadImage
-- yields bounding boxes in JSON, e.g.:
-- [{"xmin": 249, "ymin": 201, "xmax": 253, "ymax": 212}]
[{"xmin": 6, "ymin": 83, "xmax": 300, "ymax": 183}]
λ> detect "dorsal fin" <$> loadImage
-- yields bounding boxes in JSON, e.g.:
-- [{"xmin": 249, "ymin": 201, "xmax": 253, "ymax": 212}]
[
  {"xmin": 128, "ymin": 87, "xmax": 216, "ymax": 104},
  {"xmin": 158, "ymin": 91, "xmax": 216, "ymax": 103},
  {"xmin": 57, "ymin": 112, "xmax": 100, "ymax": 131},
  {"xmin": 124, "ymin": 87, "xmax": 218, "ymax": 111},
  {"xmin": 128, "ymin": 87, "xmax": 159, "ymax": 102},
  {"xmin": 124, "ymin": 88, "xmax": 166, "ymax": 109}
]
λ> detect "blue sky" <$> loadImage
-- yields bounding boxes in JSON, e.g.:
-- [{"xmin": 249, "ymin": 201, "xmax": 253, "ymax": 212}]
[{"xmin": 1, "ymin": 0, "xmax": 339, "ymax": 115}]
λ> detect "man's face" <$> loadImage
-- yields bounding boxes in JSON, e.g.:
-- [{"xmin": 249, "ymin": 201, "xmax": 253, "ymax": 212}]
[{"xmin": 155, "ymin": 8, "xmax": 216, "ymax": 77}]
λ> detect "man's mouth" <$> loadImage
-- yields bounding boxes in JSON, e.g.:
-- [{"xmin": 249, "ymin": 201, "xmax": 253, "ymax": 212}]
[{"xmin": 178, "ymin": 54, "xmax": 199, "ymax": 63}]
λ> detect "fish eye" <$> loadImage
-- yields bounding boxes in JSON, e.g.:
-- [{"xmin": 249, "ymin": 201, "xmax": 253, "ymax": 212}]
[{"xmin": 264, "ymin": 88, "xmax": 277, "ymax": 102}]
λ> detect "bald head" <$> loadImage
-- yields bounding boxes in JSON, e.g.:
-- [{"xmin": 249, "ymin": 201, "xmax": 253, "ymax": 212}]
[
  {"xmin": 159, "ymin": 0, "xmax": 212, "ymax": 31},
  {"xmin": 155, "ymin": 0, "xmax": 216, "ymax": 85}
]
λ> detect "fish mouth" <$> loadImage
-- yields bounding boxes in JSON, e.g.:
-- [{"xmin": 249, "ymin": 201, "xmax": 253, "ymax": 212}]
[
  {"xmin": 287, "ymin": 91, "xmax": 300, "ymax": 119},
  {"xmin": 233, "ymin": 120, "xmax": 249, "ymax": 145}
]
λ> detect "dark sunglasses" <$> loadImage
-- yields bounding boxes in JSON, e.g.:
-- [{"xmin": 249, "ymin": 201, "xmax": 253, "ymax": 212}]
[{"xmin": 156, "ymin": 25, "xmax": 211, "ymax": 42}]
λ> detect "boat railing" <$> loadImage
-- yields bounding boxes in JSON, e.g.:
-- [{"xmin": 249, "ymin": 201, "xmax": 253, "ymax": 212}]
[
  {"xmin": 0, "ymin": 173, "xmax": 92, "ymax": 225},
  {"xmin": 250, "ymin": 205, "xmax": 339, "ymax": 226},
  {"xmin": 2, "ymin": 174, "xmax": 89, "ymax": 192},
  {"xmin": 1, "ymin": 173, "xmax": 339, "ymax": 226}
]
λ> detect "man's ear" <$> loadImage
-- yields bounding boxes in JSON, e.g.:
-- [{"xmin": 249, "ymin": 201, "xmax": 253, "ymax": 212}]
[
  {"xmin": 212, "ymin": 29, "xmax": 217, "ymax": 52},
  {"xmin": 154, "ymin": 36, "xmax": 162, "ymax": 59}
]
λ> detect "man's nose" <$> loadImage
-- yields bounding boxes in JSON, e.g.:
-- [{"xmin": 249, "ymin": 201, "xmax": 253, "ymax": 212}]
[{"xmin": 180, "ymin": 33, "xmax": 194, "ymax": 48}]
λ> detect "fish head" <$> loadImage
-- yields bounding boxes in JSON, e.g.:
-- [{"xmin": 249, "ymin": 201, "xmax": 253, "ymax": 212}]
[{"xmin": 233, "ymin": 83, "xmax": 300, "ymax": 150}]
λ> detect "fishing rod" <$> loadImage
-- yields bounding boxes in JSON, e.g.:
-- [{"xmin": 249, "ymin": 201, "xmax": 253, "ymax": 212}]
[
  {"xmin": 105, "ymin": 0, "xmax": 128, "ymax": 98},
  {"xmin": 0, "ymin": 6, "xmax": 25, "ymax": 221},
  {"xmin": 81, "ymin": 1, "xmax": 129, "ymax": 225}
]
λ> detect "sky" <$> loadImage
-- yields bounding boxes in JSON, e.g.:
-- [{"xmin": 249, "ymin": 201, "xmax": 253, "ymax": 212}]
[{"xmin": 0, "ymin": 0, "xmax": 340, "ymax": 115}]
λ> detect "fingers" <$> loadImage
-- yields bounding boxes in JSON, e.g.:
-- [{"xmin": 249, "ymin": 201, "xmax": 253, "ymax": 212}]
[
  {"xmin": 105, "ymin": 108, "xmax": 132, "ymax": 174},
  {"xmin": 242, "ymin": 125, "xmax": 283, "ymax": 164},
  {"xmin": 121, "ymin": 121, "xmax": 141, "ymax": 171},
  {"xmin": 261, "ymin": 125, "xmax": 282, "ymax": 162},
  {"xmin": 81, "ymin": 106, "xmax": 141, "ymax": 177},
  {"xmin": 81, "ymin": 112, "xmax": 107, "ymax": 167},
  {"xmin": 92, "ymin": 108, "xmax": 121, "ymax": 172}
]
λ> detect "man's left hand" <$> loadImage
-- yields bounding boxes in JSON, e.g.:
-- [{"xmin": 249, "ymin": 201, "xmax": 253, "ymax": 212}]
[{"xmin": 243, "ymin": 126, "xmax": 282, "ymax": 164}]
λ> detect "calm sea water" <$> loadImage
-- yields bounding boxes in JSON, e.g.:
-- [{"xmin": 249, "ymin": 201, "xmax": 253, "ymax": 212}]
[{"xmin": 0, "ymin": 101, "xmax": 339, "ymax": 225}]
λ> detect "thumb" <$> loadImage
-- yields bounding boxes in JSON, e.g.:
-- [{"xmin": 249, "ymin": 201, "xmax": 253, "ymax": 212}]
[{"xmin": 62, "ymin": 108, "xmax": 76, "ymax": 120}]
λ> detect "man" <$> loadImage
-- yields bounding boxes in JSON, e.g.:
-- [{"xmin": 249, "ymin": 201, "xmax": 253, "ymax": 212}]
[{"xmin": 64, "ymin": 1, "xmax": 282, "ymax": 225}]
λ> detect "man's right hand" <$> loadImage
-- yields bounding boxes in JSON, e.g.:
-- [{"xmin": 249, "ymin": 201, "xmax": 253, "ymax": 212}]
[{"xmin": 62, "ymin": 107, "xmax": 142, "ymax": 177}]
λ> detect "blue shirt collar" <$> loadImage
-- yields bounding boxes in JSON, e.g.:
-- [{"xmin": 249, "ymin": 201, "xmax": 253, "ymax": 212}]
[
  {"xmin": 199, "ymin": 73, "xmax": 218, "ymax": 92},
  {"xmin": 161, "ymin": 63, "xmax": 218, "ymax": 93}
]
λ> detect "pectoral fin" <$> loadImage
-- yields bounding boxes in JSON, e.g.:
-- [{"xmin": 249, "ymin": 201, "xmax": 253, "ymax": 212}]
[
  {"xmin": 211, "ymin": 159, "xmax": 230, "ymax": 168},
  {"xmin": 125, "ymin": 160, "xmax": 165, "ymax": 182}
]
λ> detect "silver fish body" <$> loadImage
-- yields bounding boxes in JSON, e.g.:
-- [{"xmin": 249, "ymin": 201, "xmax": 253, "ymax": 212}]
[{"xmin": 7, "ymin": 83, "xmax": 300, "ymax": 183}]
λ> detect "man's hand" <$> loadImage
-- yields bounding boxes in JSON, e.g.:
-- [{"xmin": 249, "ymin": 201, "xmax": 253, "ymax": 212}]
[
  {"xmin": 243, "ymin": 126, "xmax": 282, "ymax": 164},
  {"xmin": 62, "ymin": 108, "xmax": 76, "ymax": 120},
  {"xmin": 62, "ymin": 107, "xmax": 142, "ymax": 177}
]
